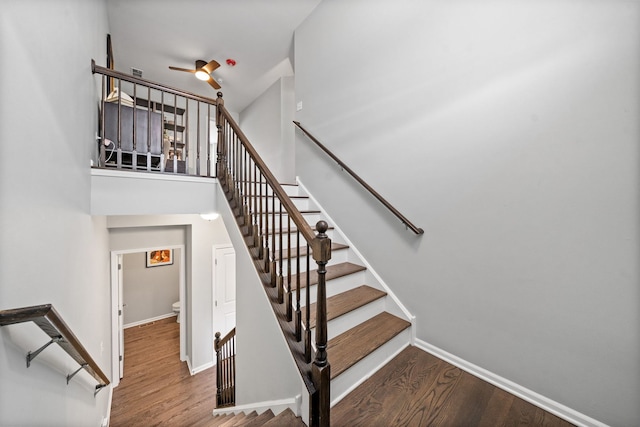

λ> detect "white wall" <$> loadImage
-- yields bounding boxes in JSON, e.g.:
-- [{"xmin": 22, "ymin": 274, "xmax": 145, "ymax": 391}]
[
  {"xmin": 216, "ymin": 185, "xmax": 301, "ymax": 406},
  {"xmin": 122, "ymin": 250, "xmax": 180, "ymax": 325},
  {"xmin": 240, "ymin": 76, "xmax": 296, "ymax": 183},
  {"xmin": 0, "ymin": 1, "xmax": 112, "ymax": 426},
  {"xmin": 295, "ymin": 1, "xmax": 639, "ymax": 426}
]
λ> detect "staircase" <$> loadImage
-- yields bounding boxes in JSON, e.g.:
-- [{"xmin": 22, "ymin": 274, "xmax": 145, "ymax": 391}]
[
  {"xmin": 205, "ymin": 408, "xmax": 305, "ymax": 427},
  {"xmin": 278, "ymin": 184, "xmax": 412, "ymax": 405}
]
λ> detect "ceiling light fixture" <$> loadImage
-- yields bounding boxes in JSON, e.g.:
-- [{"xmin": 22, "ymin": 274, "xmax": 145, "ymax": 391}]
[
  {"xmin": 194, "ymin": 69, "xmax": 210, "ymax": 81},
  {"xmin": 200, "ymin": 212, "xmax": 220, "ymax": 221}
]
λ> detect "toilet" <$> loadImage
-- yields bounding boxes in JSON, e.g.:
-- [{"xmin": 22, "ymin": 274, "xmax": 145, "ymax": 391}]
[{"xmin": 172, "ymin": 301, "xmax": 180, "ymax": 323}]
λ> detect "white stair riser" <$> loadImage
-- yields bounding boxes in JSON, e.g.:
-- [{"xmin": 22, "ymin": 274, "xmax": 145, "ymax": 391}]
[
  {"xmin": 310, "ymin": 297, "xmax": 386, "ymax": 343},
  {"xmin": 279, "ymin": 249, "xmax": 349, "ymax": 274},
  {"xmin": 259, "ymin": 229, "xmax": 337, "ymax": 251},
  {"xmin": 330, "ymin": 329, "xmax": 411, "ymax": 407},
  {"xmin": 293, "ymin": 271, "xmax": 366, "ymax": 306}
]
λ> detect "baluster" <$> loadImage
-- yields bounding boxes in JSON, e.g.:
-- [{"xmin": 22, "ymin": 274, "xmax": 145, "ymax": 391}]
[
  {"xmin": 260, "ymin": 171, "xmax": 271, "ymax": 273},
  {"xmin": 147, "ymin": 86, "xmax": 152, "ymax": 171},
  {"xmin": 305, "ymin": 243, "xmax": 312, "ymax": 363},
  {"xmin": 253, "ymin": 163, "xmax": 260, "ymax": 252},
  {"xmin": 161, "ymin": 91, "xmax": 166, "ymax": 172},
  {"xmin": 132, "ymin": 83, "xmax": 138, "ymax": 170},
  {"xmin": 286, "ymin": 214, "xmax": 292, "ymax": 321},
  {"xmin": 244, "ymin": 149, "xmax": 250, "ymax": 229},
  {"xmin": 100, "ymin": 75, "xmax": 106, "ymax": 167},
  {"xmin": 116, "ymin": 77, "xmax": 122, "ymax": 168},
  {"xmin": 196, "ymin": 101, "xmax": 201, "ymax": 176},
  {"xmin": 277, "ymin": 203, "xmax": 284, "ymax": 303},
  {"xmin": 206, "ymin": 104, "xmax": 211, "ymax": 176},
  {"xmin": 271, "ymin": 187, "xmax": 277, "ymax": 287},
  {"xmin": 183, "ymin": 97, "xmax": 189, "ymax": 174},
  {"xmin": 296, "ymin": 230, "xmax": 302, "ymax": 341}
]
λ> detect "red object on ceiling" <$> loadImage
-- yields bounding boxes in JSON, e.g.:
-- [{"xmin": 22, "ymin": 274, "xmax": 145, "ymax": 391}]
[{"xmin": 226, "ymin": 59, "xmax": 237, "ymax": 66}]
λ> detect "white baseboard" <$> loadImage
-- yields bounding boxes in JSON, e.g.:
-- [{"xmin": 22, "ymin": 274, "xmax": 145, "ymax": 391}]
[
  {"xmin": 414, "ymin": 339, "xmax": 607, "ymax": 427},
  {"xmin": 124, "ymin": 313, "xmax": 176, "ymax": 329},
  {"xmin": 212, "ymin": 396, "xmax": 299, "ymax": 417},
  {"xmin": 191, "ymin": 360, "xmax": 215, "ymax": 375}
]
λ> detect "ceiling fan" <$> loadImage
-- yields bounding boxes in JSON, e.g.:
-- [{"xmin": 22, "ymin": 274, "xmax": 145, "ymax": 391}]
[{"xmin": 169, "ymin": 59, "xmax": 221, "ymax": 89}]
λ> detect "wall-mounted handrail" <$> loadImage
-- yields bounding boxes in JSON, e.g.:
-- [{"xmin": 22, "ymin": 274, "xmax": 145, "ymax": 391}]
[
  {"xmin": 294, "ymin": 121, "xmax": 424, "ymax": 235},
  {"xmin": 0, "ymin": 304, "xmax": 110, "ymax": 395}
]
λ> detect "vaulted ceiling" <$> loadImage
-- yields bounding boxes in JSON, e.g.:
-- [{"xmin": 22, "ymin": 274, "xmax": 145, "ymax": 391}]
[{"xmin": 106, "ymin": 0, "xmax": 321, "ymax": 113}]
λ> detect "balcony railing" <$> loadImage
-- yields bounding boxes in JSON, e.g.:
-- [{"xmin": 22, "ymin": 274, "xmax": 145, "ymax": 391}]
[{"xmin": 91, "ymin": 60, "xmax": 217, "ymax": 177}]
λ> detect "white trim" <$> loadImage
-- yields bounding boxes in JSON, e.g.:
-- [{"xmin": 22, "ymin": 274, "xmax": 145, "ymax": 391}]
[
  {"xmin": 191, "ymin": 360, "xmax": 215, "ymax": 375},
  {"xmin": 414, "ymin": 339, "xmax": 608, "ymax": 427},
  {"xmin": 296, "ymin": 177, "xmax": 415, "ymax": 323},
  {"xmin": 92, "ymin": 167, "xmax": 217, "ymax": 183},
  {"xmin": 212, "ymin": 396, "xmax": 300, "ymax": 417},
  {"xmin": 102, "ymin": 386, "xmax": 113, "ymax": 426},
  {"xmin": 124, "ymin": 313, "xmax": 176, "ymax": 329}
]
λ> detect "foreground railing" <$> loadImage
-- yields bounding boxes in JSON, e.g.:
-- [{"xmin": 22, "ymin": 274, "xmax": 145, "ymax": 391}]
[
  {"xmin": 216, "ymin": 94, "xmax": 331, "ymax": 427},
  {"xmin": 215, "ymin": 328, "xmax": 236, "ymax": 408},
  {"xmin": 0, "ymin": 304, "xmax": 110, "ymax": 396},
  {"xmin": 294, "ymin": 121, "xmax": 424, "ymax": 235},
  {"xmin": 92, "ymin": 60, "xmax": 217, "ymax": 177}
]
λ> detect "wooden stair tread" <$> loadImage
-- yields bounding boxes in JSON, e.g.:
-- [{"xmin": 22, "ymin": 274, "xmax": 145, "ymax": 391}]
[
  {"xmin": 304, "ymin": 285, "xmax": 387, "ymax": 329},
  {"xmin": 219, "ymin": 413, "xmax": 245, "ymax": 427},
  {"xmin": 261, "ymin": 408, "xmax": 305, "ymax": 426},
  {"xmin": 234, "ymin": 411, "xmax": 258, "ymax": 426},
  {"xmin": 329, "ymin": 312, "xmax": 411, "ymax": 379},
  {"xmin": 292, "ymin": 262, "xmax": 366, "ymax": 289},
  {"xmin": 276, "ymin": 242, "xmax": 348, "ymax": 260},
  {"xmin": 242, "ymin": 409, "xmax": 275, "ymax": 427},
  {"xmin": 209, "ymin": 414, "xmax": 232, "ymax": 426}
]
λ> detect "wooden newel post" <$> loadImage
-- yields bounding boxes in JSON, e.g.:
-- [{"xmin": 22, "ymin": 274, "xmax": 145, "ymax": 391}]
[
  {"xmin": 311, "ymin": 220, "xmax": 331, "ymax": 427},
  {"xmin": 214, "ymin": 331, "xmax": 222, "ymax": 406},
  {"xmin": 215, "ymin": 92, "xmax": 225, "ymax": 180}
]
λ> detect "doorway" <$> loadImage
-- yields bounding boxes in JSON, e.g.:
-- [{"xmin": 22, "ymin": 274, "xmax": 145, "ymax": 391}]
[
  {"xmin": 213, "ymin": 245, "xmax": 236, "ymax": 338},
  {"xmin": 110, "ymin": 245, "xmax": 186, "ymax": 387}
]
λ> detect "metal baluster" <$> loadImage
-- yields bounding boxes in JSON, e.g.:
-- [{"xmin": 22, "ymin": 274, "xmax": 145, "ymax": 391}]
[
  {"xmin": 278, "ymin": 202, "xmax": 284, "ymax": 303},
  {"xmin": 132, "ymin": 83, "xmax": 137, "ymax": 170},
  {"xmin": 286, "ymin": 214, "xmax": 292, "ymax": 321},
  {"xmin": 305, "ymin": 244, "xmax": 311, "ymax": 362},
  {"xmin": 296, "ymin": 230, "xmax": 302, "ymax": 341},
  {"xmin": 99, "ymin": 75, "xmax": 106, "ymax": 167},
  {"xmin": 147, "ymin": 86, "xmax": 152, "ymax": 171},
  {"xmin": 196, "ymin": 101, "xmax": 201, "ymax": 176}
]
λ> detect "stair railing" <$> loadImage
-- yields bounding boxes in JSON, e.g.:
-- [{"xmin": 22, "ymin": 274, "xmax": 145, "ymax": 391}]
[
  {"xmin": 215, "ymin": 327, "xmax": 236, "ymax": 408},
  {"xmin": 0, "ymin": 304, "xmax": 110, "ymax": 396},
  {"xmin": 216, "ymin": 94, "xmax": 331, "ymax": 427},
  {"xmin": 294, "ymin": 121, "xmax": 424, "ymax": 235},
  {"xmin": 92, "ymin": 60, "xmax": 218, "ymax": 176}
]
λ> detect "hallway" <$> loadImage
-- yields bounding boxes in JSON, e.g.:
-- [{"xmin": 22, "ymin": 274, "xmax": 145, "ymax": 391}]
[{"xmin": 110, "ymin": 317, "xmax": 217, "ymax": 426}]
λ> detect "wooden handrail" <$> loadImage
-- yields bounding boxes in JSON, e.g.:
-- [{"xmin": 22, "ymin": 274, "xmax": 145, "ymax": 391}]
[
  {"xmin": 293, "ymin": 121, "xmax": 424, "ymax": 235},
  {"xmin": 216, "ymin": 96, "xmax": 332, "ymax": 426},
  {"xmin": 0, "ymin": 304, "xmax": 110, "ymax": 394},
  {"xmin": 219, "ymin": 104, "xmax": 317, "ymax": 246},
  {"xmin": 92, "ymin": 60, "xmax": 218, "ymax": 105}
]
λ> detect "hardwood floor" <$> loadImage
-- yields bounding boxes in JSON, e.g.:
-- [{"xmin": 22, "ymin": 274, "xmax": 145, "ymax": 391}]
[
  {"xmin": 110, "ymin": 317, "xmax": 218, "ymax": 426},
  {"xmin": 332, "ymin": 346, "xmax": 575, "ymax": 427},
  {"xmin": 110, "ymin": 319, "xmax": 575, "ymax": 426}
]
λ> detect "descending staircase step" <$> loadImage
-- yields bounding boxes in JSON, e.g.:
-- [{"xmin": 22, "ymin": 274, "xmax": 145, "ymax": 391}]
[
  {"xmin": 242, "ymin": 409, "xmax": 275, "ymax": 427},
  {"xmin": 275, "ymin": 242, "xmax": 348, "ymax": 260},
  {"xmin": 233, "ymin": 411, "xmax": 258, "ymax": 426},
  {"xmin": 219, "ymin": 412, "xmax": 246, "ymax": 427},
  {"xmin": 209, "ymin": 413, "xmax": 232, "ymax": 426},
  {"xmin": 261, "ymin": 408, "xmax": 305, "ymax": 426},
  {"xmin": 329, "ymin": 312, "xmax": 411, "ymax": 380},
  {"xmin": 304, "ymin": 285, "xmax": 387, "ymax": 329},
  {"xmin": 291, "ymin": 262, "xmax": 366, "ymax": 289}
]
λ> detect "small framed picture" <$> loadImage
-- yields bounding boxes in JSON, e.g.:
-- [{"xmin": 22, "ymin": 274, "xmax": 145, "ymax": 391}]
[{"xmin": 146, "ymin": 249, "xmax": 173, "ymax": 267}]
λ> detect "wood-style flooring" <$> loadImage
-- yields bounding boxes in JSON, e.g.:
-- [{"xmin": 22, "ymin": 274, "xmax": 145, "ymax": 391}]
[
  {"xmin": 110, "ymin": 317, "xmax": 218, "ymax": 426},
  {"xmin": 332, "ymin": 346, "xmax": 575, "ymax": 427},
  {"xmin": 110, "ymin": 318, "xmax": 575, "ymax": 427}
]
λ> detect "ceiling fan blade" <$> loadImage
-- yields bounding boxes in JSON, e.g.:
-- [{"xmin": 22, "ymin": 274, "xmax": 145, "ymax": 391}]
[
  {"xmin": 168, "ymin": 66, "xmax": 196, "ymax": 73},
  {"xmin": 202, "ymin": 60, "xmax": 221, "ymax": 74},
  {"xmin": 207, "ymin": 76, "xmax": 221, "ymax": 90}
]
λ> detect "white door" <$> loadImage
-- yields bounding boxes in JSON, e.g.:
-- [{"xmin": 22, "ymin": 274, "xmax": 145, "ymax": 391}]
[
  {"xmin": 118, "ymin": 254, "xmax": 125, "ymax": 379},
  {"xmin": 214, "ymin": 246, "xmax": 236, "ymax": 336}
]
